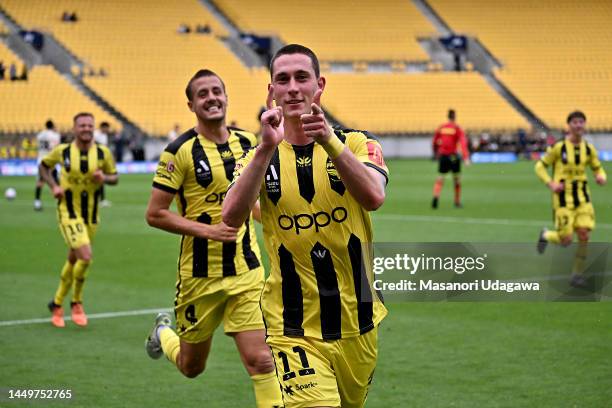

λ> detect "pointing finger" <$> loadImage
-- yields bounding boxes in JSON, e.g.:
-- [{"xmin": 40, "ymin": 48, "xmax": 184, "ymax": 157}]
[
  {"xmin": 266, "ymin": 85, "xmax": 275, "ymax": 110},
  {"xmin": 311, "ymin": 103, "xmax": 324, "ymax": 116}
]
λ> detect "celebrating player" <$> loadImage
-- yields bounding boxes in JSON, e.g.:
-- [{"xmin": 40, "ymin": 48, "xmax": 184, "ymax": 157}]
[
  {"xmin": 535, "ymin": 110, "xmax": 607, "ymax": 287},
  {"xmin": 431, "ymin": 109, "xmax": 470, "ymax": 209},
  {"xmin": 223, "ymin": 44, "xmax": 388, "ymax": 408},
  {"xmin": 144, "ymin": 70, "xmax": 282, "ymax": 408},
  {"xmin": 40, "ymin": 112, "xmax": 118, "ymax": 327}
]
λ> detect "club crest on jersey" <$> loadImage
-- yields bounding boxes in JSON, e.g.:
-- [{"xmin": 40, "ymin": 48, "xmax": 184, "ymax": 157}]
[
  {"xmin": 296, "ymin": 156, "xmax": 312, "ymax": 167},
  {"xmin": 220, "ymin": 150, "xmax": 233, "ymax": 160}
]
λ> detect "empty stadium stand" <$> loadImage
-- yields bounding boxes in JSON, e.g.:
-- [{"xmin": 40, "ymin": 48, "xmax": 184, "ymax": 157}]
[
  {"xmin": 2, "ymin": 0, "xmax": 269, "ymax": 136},
  {"xmin": 0, "ymin": 64, "xmax": 117, "ymax": 133},
  {"xmin": 323, "ymin": 71, "xmax": 528, "ymax": 133},
  {"xmin": 429, "ymin": 0, "xmax": 612, "ymax": 130},
  {"xmin": 214, "ymin": 0, "xmax": 433, "ymax": 62},
  {"xmin": 2, "ymin": 0, "xmax": 608, "ymax": 136}
]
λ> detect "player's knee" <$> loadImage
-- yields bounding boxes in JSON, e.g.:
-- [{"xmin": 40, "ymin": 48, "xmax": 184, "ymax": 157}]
[
  {"xmin": 560, "ymin": 235, "xmax": 573, "ymax": 246},
  {"xmin": 78, "ymin": 253, "xmax": 93, "ymax": 263},
  {"xmin": 244, "ymin": 349, "xmax": 275, "ymax": 374},
  {"xmin": 179, "ymin": 359, "xmax": 206, "ymax": 379}
]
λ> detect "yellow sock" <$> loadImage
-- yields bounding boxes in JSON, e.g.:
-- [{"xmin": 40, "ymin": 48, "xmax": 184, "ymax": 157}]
[
  {"xmin": 572, "ymin": 242, "xmax": 588, "ymax": 276},
  {"xmin": 71, "ymin": 259, "xmax": 91, "ymax": 303},
  {"xmin": 159, "ymin": 327, "xmax": 180, "ymax": 365},
  {"xmin": 53, "ymin": 261, "xmax": 74, "ymax": 305},
  {"xmin": 251, "ymin": 371, "xmax": 283, "ymax": 408},
  {"xmin": 544, "ymin": 230, "xmax": 561, "ymax": 244}
]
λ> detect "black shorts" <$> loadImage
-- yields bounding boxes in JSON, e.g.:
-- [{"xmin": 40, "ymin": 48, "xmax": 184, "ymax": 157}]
[{"xmin": 438, "ymin": 154, "xmax": 461, "ymax": 174}]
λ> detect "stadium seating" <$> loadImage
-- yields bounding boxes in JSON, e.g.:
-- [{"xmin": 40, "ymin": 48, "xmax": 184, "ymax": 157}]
[
  {"xmin": 0, "ymin": 41, "xmax": 21, "ymax": 73},
  {"xmin": 2, "ymin": 0, "xmax": 269, "ymax": 136},
  {"xmin": 323, "ymin": 71, "xmax": 528, "ymax": 133},
  {"xmin": 215, "ymin": 0, "xmax": 433, "ymax": 62},
  {"xmin": 429, "ymin": 0, "xmax": 612, "ymax": 130},
  {"xmin": 0, "ymin": 65, "xmax": 117, "ymax": 133}
]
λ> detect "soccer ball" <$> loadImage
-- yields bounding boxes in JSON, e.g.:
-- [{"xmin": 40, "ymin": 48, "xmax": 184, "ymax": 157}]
[{"xmin": 5, "ymin": 187, "xmax": 17, "ymax": 200}]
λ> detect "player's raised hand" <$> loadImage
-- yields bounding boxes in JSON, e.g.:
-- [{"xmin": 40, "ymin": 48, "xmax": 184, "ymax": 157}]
[
  {"xmin": 204, "ymin": 222, "xmax": 239, "ymax": 242},
  {"xmin": 260, "ymin": 86, "xmax": 284, "ymax": 149},
  {"xmin": 301, "ymin": 89, "xmax": 332, "ymax": 144}
]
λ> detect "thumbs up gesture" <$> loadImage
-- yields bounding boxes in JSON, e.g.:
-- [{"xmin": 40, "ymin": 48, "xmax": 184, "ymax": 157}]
[{"xmin": 300, "ymin": 89, "xmax": 332, "ymax": 144}]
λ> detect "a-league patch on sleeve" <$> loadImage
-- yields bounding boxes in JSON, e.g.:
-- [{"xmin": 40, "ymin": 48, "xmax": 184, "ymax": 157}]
[{"xmin": 367, "ymin": 141, "xmax": 385, "ymax": 167}]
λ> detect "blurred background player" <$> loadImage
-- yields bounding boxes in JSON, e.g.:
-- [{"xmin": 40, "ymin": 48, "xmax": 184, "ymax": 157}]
[
  {"xmin": 431, "ymin": 109, "xmax": 470, "ymax": 209},
  {"xmin": 223, "ymin": 44, "xmax": 388, "ymax": 408},
  {"xmin": 535, "ymin": 110, "xmax": 607, "ymax": 287},
  {"xmin": 34, "ymin": 119, "xmax": 61, "ymax": 211},
  {"xmin": 144, "ymin": 70, "xmax": 282, "ymax": 408},
  {"xmin": 39, "ymin": 112, "xmax": 118, "ymax": 327},
  {"xmin": 94, "ymin": 121, "xmax": 113, "ymax": 207}
]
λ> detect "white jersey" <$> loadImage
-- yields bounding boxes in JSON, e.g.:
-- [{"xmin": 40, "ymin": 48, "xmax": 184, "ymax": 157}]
[
  {"xmin": 36, "ymin": 129, "xmax": 61, "ymax": 161},
  {"xmin": 94, "ymin": 130, "xmax": 109, "ymax": 146}
]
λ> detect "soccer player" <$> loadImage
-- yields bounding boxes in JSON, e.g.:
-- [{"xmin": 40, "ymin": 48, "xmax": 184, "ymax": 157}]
[
  {"xmin": 34, "ymin": 119, "xmax": 61, "ymax": 211},
  {"xmin": 144, "ymin": 70, "xmax": 282, "ymax": 408},
  {"xmin": 535, "ymin": 110, "xmax": 606, "ymax": 287},
  {"xmin": 431, "ymin": 109, "xmax": 470, "ymax": 209},
  {"xmin": 94, "ymin": 121, "xmax": 113, "ymax": 207},
  {"xmin": 39, "ymin": 112, "xmax": 118, "ymax": 327},
  {"xmin": 223, "ymin": 44, "xmax": 388, "ymax": 408}
]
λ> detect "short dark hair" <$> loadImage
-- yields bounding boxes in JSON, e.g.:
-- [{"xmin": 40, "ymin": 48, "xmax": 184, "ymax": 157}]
[
  {"xmin": 73, "ymin": 112, "xmax": 94, "ymax": 123},
  {"xmin": 100, "ymin": 121, "xmax": 110, "ymax": 128},
  {"xmin": 270, "ymin": 44, "xmax": 320, "ymax": 78},
  {"xmin": 567, "ymin": 110, "xmax": 586, "ymax": 124},
  {"xmin": 45, "ymin": 119, "xmax": 54, "ymax": 129},
  {"xmin": 185, "ymin": 69, "xmax": 226, "ymax": 101},
  {"xmin": 448, "ymin": 109, "xmax": 456, "ymax": 120}
]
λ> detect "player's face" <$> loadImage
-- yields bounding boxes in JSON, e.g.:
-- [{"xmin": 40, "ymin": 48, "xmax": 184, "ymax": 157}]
[
  {"xmin": 568, "ymin": 117, "xmax": 586, "ymax": 137},
  {"xmin": 188, "ymin": 76, "xmax": 227, "ymax": 123},
  {"xmin": 271, "ymin": 53, "xmax": 325, "ymax": 118},
  {"xmin": 74, "ymin": 115, "xmax": 95, "ymax": 144}
]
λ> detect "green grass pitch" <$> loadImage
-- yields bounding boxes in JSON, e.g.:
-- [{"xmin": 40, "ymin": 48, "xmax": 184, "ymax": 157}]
[{"xmin": 0, "ymin": 159, "xmax": 611, "ymax": 407}]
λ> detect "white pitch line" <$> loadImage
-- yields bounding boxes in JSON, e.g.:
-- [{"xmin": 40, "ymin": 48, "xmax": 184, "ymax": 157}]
[
  {"xmin": 0, "ymin": 307, "xmax": 171, "ymax": 327},
  {"xmin": 373, "ymin": 214, "xmax": 612, "ymax": 230}
]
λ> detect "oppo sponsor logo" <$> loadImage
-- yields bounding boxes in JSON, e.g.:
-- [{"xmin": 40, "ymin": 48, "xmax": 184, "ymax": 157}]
[
  {"xmin": 205, "ymin": 191, "xmax": 226, "ymax": 204},
  {"xmin": 278, "ymin": 206, "xmax": 347, "ymax": 234}
]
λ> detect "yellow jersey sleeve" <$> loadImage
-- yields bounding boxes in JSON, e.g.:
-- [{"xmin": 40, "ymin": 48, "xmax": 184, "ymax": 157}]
[
  {"xmin": 101, "ymin": 145, "xmax": 117, "ymax": 175},
  {"xmin": 346, "ymin": 132, "xmax": 389, "ymax": 184},
  {"xmin": 589, "ymin": 144, "xmax": 607, "ymax": 181},
  {"xmin": 539, "ymin": 144, "xmax": 557, "ymax": 167},
  {"xmin": 41, "ymin": 144, "xmax": 64, "ymax": 168},
  {"xmin": 153, "ymin": 150, "xmax": 185, "ymax": 193}
]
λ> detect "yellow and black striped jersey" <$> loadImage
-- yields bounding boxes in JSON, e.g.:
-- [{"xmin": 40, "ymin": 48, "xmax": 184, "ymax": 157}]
[
  {"xmin": 537, "ymin": 139, "xmax": 606, "ymax": 209},
  {"xmin": 231, "ymin": 127, "xmax": 389, "ymax": 340},
  {"xmin": 153, "ymin": 127, "xmax": 262, "ymax": 279},
  {"xmin": 42, "ymin": 142, "xmax": 116, "ymax": 224}
]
